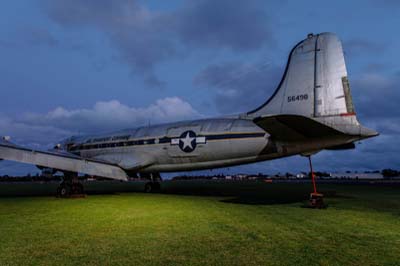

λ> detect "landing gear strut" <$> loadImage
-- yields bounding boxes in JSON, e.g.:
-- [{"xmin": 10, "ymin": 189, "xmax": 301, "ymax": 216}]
[
  {"xmin": 307, "ymin": 156, "xmax": 325, "ymax": 208},
  {"xmin": 56, "ymin": 172, "xmax": 85, "ymax": 198},
  {"xmin": 141, "ymin": 173, "xmax": 162, "ymax": 193}
]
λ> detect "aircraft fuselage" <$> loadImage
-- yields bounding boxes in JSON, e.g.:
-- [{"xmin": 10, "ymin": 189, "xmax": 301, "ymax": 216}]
[{"xmin": 63, "ymin": 117, "xmax": 356, "ymax": 173}]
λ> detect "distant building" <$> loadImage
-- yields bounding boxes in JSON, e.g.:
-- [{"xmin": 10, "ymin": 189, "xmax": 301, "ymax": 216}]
[
  {"xmin": 296, "ymin": 173, "xmax": 306, "ymax": 178},
  {"xmin": 330, "ymin": 173, "xmax": 383, "ymax": 179}
]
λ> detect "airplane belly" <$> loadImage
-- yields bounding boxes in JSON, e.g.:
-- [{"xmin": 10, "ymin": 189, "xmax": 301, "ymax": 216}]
[
  {"xmin": 146, "ymin": 135, "xmax": 269, "ymax": 172},
  {"xmin": 151, "ymin": 121, "xmax": 269, "ymax": 171}
]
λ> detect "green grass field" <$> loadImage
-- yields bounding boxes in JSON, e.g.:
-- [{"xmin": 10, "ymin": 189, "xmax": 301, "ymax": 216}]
[{"xmin": 0, "ymin": 181, "xmax": 399, "ymax": 266}]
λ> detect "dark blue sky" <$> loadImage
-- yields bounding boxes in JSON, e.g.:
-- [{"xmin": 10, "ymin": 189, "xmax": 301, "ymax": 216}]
[{"xmin": 1, "ymin": 0, "xmax": 399, "ymax": 175}]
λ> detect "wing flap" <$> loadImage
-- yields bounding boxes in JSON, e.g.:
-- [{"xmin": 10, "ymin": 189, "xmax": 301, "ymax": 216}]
[
  {"xmin": 254, "ymin": 114, "xmax": 343, "ymax": 141},
  {"xmin": 0, "ymin": 139, "xmax": 128, "ymax": 181}
]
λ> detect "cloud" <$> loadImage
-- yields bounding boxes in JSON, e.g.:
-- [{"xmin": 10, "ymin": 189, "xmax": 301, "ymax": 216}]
[
  {"xmin": 175, "ymin": 0, "xmax": 273, "ymax": 51},
  {"xmin": 41, "ymin": 0, "xmax": 177, "ymax": 87},
  {"xmin": 352, "ymin": 71, "xmax": 400, "ymax": 121},
  {"xmin": 18, "ymin": 97, "xmax": 200, "ymax": 135},
  {"xmin": 343, "ymin": 39, "xmax": 383, "ymax": 57},
  {"xmin": 371, "ymin": 0, "xmax": 400, "ymax": 8},
  {"xmin": 22, "ymin": 26, "xmax": 59, "ymax": 47},
  {"xmin": 40, "ymin": 0, "xmax": 274, "ymax": 87},
  {"xmin": 194, "ymin": 61, "xmax": 282, "ymax": 114},
  {"xmin": 0, "ymin": 114, "xmax": 71, "ymax": 149},
  {"xmin": 0, "ymin": 26, "xmax": 59, "ymax": 48}
]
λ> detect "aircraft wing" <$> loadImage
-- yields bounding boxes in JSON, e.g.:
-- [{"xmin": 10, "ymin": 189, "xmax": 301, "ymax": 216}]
[
  {"xmin": 253, "ymin": 114, "xmax": 343, "ymax": 141},
  {"xmin": 0, "ymin": 138, "xmax": 128, "ymax": 181}
]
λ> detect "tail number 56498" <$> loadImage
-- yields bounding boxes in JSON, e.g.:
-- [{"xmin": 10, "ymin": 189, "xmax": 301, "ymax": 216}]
[{"xmin": 288, "ymin": 94, "xmax": 308, "ymax": 102}]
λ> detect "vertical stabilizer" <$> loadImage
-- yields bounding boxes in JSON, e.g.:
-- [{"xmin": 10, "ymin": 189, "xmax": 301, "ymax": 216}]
[{"xmin": 247, "ymin": 33, "xmax": 355, "ymax": 118}]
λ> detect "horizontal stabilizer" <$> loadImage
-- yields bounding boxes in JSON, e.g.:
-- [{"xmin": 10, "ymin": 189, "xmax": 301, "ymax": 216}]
[
  {"xmin": 0, "ymin": 139, "xmax": 128, "ymax": 181},
  {"xmin": 325, "ymin": 142, "xmax": 355, "ymax": 150},
  {"xmin": 254, "ymin": 115, "xmax": 343, "ymax": 141}
]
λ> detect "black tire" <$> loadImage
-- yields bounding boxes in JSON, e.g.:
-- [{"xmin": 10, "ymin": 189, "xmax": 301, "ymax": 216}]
[
  {"xmin": 144, "ymin": 182, "xmax": 161, "ymax": 193},
  {"xmin": 58, "ymin": 185, "xmax": 70, "ymax": 197},
  {"xmin": 144, "ymin": 182, "xmax": 153, "ymax": 193}
]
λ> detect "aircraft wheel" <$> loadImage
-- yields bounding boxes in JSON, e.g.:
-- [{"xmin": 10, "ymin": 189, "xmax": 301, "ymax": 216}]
[
  {"xmin": 57, "ymin": 184, "xmax": 70, "ymax": 197},
  {"xmin": 144, "ymin": 182, "xmax": 161, "ymax": 193},
  {"xmin": 144, "ymin": 182, "xmax": 153, "ymax": 193}
]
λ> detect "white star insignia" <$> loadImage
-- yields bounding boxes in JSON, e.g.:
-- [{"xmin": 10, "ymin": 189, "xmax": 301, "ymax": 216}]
[{"xmin": 181, "ymin": 132, "xmax": 195, "ymax": 150}]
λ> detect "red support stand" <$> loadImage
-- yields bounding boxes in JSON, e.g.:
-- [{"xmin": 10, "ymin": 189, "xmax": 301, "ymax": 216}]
[
  {"xmin": 308, "ymin": 156, "xmax": 317, "ymax": 194},
  {"xmin": 307, "ymin": 156, "xmax": 325, "ymax": 208}
]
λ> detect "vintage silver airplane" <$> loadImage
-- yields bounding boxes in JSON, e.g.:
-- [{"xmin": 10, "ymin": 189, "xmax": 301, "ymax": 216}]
[{"xmin": 0, "ymin": 32, "xmax": 378, "ymax": 196}]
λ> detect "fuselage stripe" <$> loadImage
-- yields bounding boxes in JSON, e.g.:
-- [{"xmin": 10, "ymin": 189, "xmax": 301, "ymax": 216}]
[{"xmin": 205, "ymin": 133, "xmax": 265, "ymax": 140}]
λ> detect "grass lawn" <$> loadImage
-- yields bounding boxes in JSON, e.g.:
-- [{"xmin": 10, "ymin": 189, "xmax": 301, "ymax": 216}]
[{"xmin": 0, "ymin": 182, "xmax": 399, "ymax": 265}]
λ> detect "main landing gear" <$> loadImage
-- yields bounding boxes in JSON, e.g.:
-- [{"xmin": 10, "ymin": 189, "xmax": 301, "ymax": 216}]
[
  {"xmin": 56, "ymin": 172, "xmax": 85, "ymax": 198},
  {"xmin": 141, "ymin": 173, "xmax": 162, "ymax": 193},
  {"xmin": 307, "ymin": 156, "xmax": 325, "ymax": 208}
]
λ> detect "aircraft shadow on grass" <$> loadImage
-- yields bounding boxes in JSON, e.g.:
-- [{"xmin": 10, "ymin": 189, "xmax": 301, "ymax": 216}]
[
  {"xmin": 160, "ymin": 182, "xmax": 313, "ymax": 205},
  {"xmin": 0, "ymin": 181, "xmax": 336, "ymax": 207}
]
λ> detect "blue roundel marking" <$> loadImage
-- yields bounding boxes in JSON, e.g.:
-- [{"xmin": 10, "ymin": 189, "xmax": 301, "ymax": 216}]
[{"xmin": 178, "ymin": 130, "xmax": 197, "ymax": 153}]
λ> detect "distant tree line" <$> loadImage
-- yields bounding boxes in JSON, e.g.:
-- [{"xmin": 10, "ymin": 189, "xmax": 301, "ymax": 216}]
[
  {"xmin": 0, "ymin": 174, "xmax": 62, "ymax": 182},
  {"xmin": 172, "ymin": 173, "xmax": 269, "ymax": 181},
  {"xmin": 381, "ymin": 169, "xmax": 400, "ymax": 178},
  {"xmin": 0, "ymin": 169, "xmax": 399, "ymax": 182}
]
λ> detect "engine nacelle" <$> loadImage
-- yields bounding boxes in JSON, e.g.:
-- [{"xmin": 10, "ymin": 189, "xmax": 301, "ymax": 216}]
[{"xmin": 36, "ymin": 166, "xmax": 58, "ymax": 175}]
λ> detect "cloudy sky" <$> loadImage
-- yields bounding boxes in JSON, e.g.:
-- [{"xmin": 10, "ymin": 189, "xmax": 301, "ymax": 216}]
[{"xmin": 0, "ymin": 0, "xmax": 399, "ymax": 175}]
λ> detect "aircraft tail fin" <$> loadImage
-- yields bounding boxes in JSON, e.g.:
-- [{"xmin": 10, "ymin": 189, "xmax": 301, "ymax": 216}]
[
  {"xmin": 247, "ymin": 32, "xmax": 378, "ymax": 139},
  {"xmin": 247, "ymin": 32, "xmax": 355, "ymax": 118}
]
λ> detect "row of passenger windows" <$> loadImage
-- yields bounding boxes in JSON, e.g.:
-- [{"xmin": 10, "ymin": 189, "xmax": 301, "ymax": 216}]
[
  {"xmin": 80, "ymin": 119, "xmax": 251, "ymax": 142},
  {"xmin": 68, "ymin": 130, "xmax": 263, "ymax": 152},
  {"xmin": 69, "ymin": 138, "xmax": 159, "ymax": 151}
]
